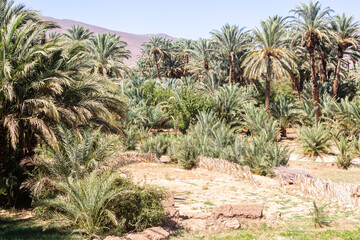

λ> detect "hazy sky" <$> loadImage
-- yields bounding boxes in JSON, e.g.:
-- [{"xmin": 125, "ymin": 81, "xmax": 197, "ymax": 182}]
[{"xmin": 14, "ymin": 0, "xmax": 360, "ymax": 39}]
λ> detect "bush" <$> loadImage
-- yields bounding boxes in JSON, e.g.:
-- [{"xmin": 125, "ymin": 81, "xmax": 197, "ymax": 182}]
[
  {"xmin": 38, "ymin": 170, "xmax": 164, "ymax": 238},
  {"xmin": 167, "ymin": 87, "xmax": 213, "ymax": 132},
  {"xmin": 243, "ymin": 104, "xmax": 279, "ymax": 141},
  {"xmin": 297, "ymin": 124, "xmax": 332, "ymax": 160},
  {"xmin": 177, "ymin": 135, "xmax": 200, "ymax": 169},
  {"xmin": 140, "ymin": 134, "xmax": 170, "ymax": 158},
  {"xmin": 271, "ymin": 94, "xmax": 299, "ymax": 138},
  {"xmin": 335, "ymin": 135, "xmax": 353, "ymax": 169},
  {"xmin": 240, "ymin": 134, "xmax": 290, "ymax": 176},
  {"xmin": 24, "ymin": 126, "xmax": 122, "ymax": 198},
  {"xmin": 123, "ymin": 125, "xmax": 141, "ymax": 150}
]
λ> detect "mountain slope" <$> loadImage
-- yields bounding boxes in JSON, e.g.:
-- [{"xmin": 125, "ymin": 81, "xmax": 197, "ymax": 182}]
[{"xmin": 42, "ymin": 16, "xmax": 178, "ymax": 66}]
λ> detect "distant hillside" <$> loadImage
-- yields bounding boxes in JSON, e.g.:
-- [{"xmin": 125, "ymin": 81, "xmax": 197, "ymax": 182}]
[{"xmin": 42, "ymin": 16, "xmax": 178, "ymax": 66}]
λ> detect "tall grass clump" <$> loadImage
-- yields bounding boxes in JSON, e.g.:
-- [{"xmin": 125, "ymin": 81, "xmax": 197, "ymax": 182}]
[
  {"xmin": 241, "ymin": 133, "xmax": 291, "ymax": 175},
  {"xmin": 140, "ymin": 134, "xmax": 170, "ymax": 158}
]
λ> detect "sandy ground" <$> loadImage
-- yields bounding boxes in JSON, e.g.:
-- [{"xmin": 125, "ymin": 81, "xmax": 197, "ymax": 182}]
[{"xmin": 121, "ymin": 162, "xmax": 360, "ymax": 226}]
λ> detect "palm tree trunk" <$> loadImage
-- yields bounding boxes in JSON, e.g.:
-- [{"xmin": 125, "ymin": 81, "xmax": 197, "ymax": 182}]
[
  {"xmin": 154, "ymin": 54, "xmax": 161, "ymax": 80},
  {"xmin": 320, "ymin": 57, "xmax": 327, "ymax": 83},
  {"xmin": 0, "ymin": 124, "xmax": 8, "ymax": 168},
  {"xmin": 280, "ymin": 126, "xmax": 287, "ymax": 138},
  {"xmin": 333, "ymin": 49, "xmax": 343, "ymax": 99},
  {"xmin": 292, "ymin": 75, "xmax": 302, "ymax": 101},
  {"xmin": 265, "ymin": 58, "xmax": 271, "ymax": 113},
  {"xmin": 228, "ymin": 54, "xmax": 233, "ymax": 85},
  {"xmin": 309, "ymin": 47, "xmax": 321, "ymax": 122}
]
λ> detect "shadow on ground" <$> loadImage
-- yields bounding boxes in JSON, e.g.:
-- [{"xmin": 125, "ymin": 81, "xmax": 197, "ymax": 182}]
[{"xmin": 0, "ymin": 217, "xmax": 74, "ymax": 240}]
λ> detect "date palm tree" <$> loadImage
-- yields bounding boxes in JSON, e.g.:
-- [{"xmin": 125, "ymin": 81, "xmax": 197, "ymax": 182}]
[
  {"xmin": 64, "ymin": 25, "xmax": 93, "ymax": 41},
  {"xmin": 291, "ymin": 0, "xmax": 333, "ymax": 121},
  {"xmin": 243, "ymin": 16, "xmax": 295, "ymax": 112},
  {"xmin": 188, "ymin": 38, "xmax": 213, "ymax": 80},
  {"xmin": 211, "ymin": 24, "xmax": 248, "ymax": 84},
  {"xmin": 330, "ymin": 14, "xmax": 360, "ymax": 98},
  {"xmin": 142, "ymin": 36, "xmax": 167, "ymax": 79},
  {"xmin": 88, "ymin": 33, "xmax": 130, "ymax": 78}
]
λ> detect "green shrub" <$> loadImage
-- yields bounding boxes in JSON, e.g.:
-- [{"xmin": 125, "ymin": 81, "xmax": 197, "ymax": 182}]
[
  {"xmin": 335, "ymin": 135, "xmax": 353, "ymax": 169},
  {"xmin": 167, "ymin": 87, "xmax": 213, "ymax": 132},
  {"xmin": 38, "ymin": 170, "xmax": 164, "ymax": 238},
  {"xmin": 25, "ymin": 126, "xmax": 122, "ymax": 198},
  {"xmin": 297, "ymin": 124, "xmax": 332, "ymax": 160},
  {"xmin": 177, "ymin": 135, "xmax": 200, "ymax": 169},
  {"xmin": 143, "ymin": 80, "xmax": 174, "ymax": 106},
  {"xmin": 240, "ymin": 134, "xmax": 290, "ymax": 175},
  {"xmin": 271, "ymin": 94, "xmax": 299, "ymax": 138},
  {"xmin": 243, "ymin": 104, "xmax": 279, "ymax": 141},
  {"xmin": 123, "ymin": 126, "xmax": 141, "ymax": 150},
  {"xmin": 140, "ymin": 134, "xmax": 170, "ymax": 158},
  {"xmin": 219, "ymin": 138, "xmax": 244, "ymax": 163}
]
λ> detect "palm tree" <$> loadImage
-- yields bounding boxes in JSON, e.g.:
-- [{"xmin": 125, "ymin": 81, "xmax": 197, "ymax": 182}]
[
  {"xmin": 142, "ymin": 36, "xmax": 167, "ymax": 79},
  {"xmin": 291, "ymin": 1, "xmax": 333, "ymax": 121},
  {"xmin": 243, "ymin": 16, "xmax": 294, "ymax": 112},
  {"xmin": 64, "ymin": 25, "xmax": 93, "ymax": 41},
  {"xmin": 188, "ymin": 38, "xmax": 213, "ymax": 80},
  {"xmin": 88, "ymin": 33, "xmax": 130, "ymax": 78},
  {"xmin": 174, "ymin": 39, "xmax": 193, "ymax": 76},
  {"xmin": 211, "ymin": 24, "xmax": 248, "ymax": 84},
  {"xmin": 330, "ymin": 14, "xmax": 360, "ymax": 98}
]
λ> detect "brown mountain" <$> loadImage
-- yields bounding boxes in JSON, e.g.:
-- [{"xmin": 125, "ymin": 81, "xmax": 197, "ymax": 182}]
[{"xmin": 42, "ymin": 16, "xmax": 178, "ymax": 66}]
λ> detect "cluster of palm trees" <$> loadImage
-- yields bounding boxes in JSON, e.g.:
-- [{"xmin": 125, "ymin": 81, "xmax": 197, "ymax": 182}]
[
  {"xmin": 138, "ymin": 1, "xmax": 359, "ymax": 120},
  {"xmin": 0, "ymin": 0, "xmax": 128, "ymax": 206}
]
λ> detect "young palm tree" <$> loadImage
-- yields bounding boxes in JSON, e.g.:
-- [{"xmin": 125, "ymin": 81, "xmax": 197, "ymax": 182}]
[
  {"xmin": 291, "ymin": 1, "xmax": 333, "ymax": 121},
  {"xmin": 142, "ymin": 36, "xmax": 167, "ymax": 79},
  {"xmin": 88, "ymin": 33, "xmax": 130, "ymax": 78},
  {"xmin": 243, "ymin": 16, "xmax": 294, "ymax": 112},
  {"xmin": 330, "ymin": 14, "xmax": 360, "ymax": 98},
  {"xmin": 211, "ymin": 24, "xmax": 248, "ymax": 84}
]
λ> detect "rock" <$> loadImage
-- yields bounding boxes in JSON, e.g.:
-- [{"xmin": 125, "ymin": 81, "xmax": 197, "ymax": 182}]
[
  {"xmin": 180, "ymin": 211, "xmax": 210, "ymax": 219},
  {"xmin": 162, "ymin": 191, "xmax": 175, "ymax": 208},
  {"xmin": 162, "ymin": 217, "xmax": 178, "ymax": 228},
  {"xmin": 165, "ymin": 207, "xmax": 179, "ymax": 218},
  {"xmin": 126, "ymin": 233, "xmax": 148, "ymax": 240},
  {"xmin": 211, "ymin": 204, "xmax": 264, "ymax": 220},
  {"xmin": 267, "ymin": 213, "xmax": 282, "ymax": 221},
  {"xmin": 104, "ymin": 236, "xmax": 123, "ymax": 240},
  {"xmin": 143, "ymin": 227, "xmax": 170, "ymax": 240},
  {"xmin": 179, "ymin": 219, "xmax": 208, "ymax": 231},
  {"xmin": 222, "ymin": 218, "xmax": 241, "ymax": 229},
  {"xmin": 160, "ymin": 156, "xmax": 171, "ymax": 164}
]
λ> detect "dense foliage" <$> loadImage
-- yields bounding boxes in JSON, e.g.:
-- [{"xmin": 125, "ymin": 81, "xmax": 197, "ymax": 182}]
[{"xmin": 1, "ymin": 0, "xmax": 360, "ymax": 238}]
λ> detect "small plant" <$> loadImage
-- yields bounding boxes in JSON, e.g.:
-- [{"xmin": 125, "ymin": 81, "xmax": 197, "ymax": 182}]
[
  {"xmin": 271, "ymin": 94, "xmax": 299, "ymax": 138},
  {"xmin": 297, "ymin": 123, "xmax": 332, "ymax": 160},
  {"xmin": 310, "ymin": 201, "xmax": 329, "ymax": 228},
  {"xmin": 202, "ymin": 184, "xmax": 209, "ymax": 190},
  {"xmin": 335, "ymin": 135, "xmax": 353, "ymax": 169},
  {"xmin": 140, "ymin": 134, "xmax": 170, "ymax": 158},
  {"xmin": 204, "ymin": 201, "xmax": 215, "ymax": 206}
]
